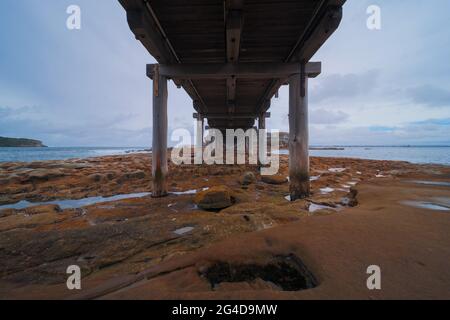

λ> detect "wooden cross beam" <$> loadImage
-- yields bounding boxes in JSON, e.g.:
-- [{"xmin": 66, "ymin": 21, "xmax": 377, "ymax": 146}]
[
  {"xmin": 204, "ymin": 113, "xmax": 262, "ymax": 119},
  {"xmin": 147, "ymin": 62, "xmax": 321, "ymax": 80}
]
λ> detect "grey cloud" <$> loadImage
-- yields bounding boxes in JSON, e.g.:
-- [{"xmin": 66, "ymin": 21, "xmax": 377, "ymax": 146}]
[
  {"xmin": 310, "ymin": 108, "xmax": 349, "ymax": 124},
  {"xmin": 311, "ymin": 70, "xmax": 380, "ymax": 103},
  {"xmin": 0, "ymin": 106, "xmax": 150, "ymax": 147},
  {"xmin": 310, "ymin": 117, "xmax": 450, "ymax": 146},
  {"xmin": 407, "ymin": 85, "xmax": 450, "ymax": 108}
]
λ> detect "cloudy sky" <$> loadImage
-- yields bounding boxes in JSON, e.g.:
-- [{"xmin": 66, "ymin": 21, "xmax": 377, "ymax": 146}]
[{"xmin": 1, "ymin": 0, "xmax": 449, "ymax": 147}]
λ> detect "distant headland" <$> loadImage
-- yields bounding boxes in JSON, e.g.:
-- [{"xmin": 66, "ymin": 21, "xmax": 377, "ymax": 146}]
[{"xmin": 0, "ymin": 137, "xmax": 47, "ymax": 148}]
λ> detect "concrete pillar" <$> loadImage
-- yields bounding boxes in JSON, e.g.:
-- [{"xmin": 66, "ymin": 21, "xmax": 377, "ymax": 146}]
[
  {"xmin": 151, "ymin": 65, "xmax": 168, "ymax": 197},
  {"xmin": 289, "ymin": 68, "xmax": 310, "ymax": 200}
]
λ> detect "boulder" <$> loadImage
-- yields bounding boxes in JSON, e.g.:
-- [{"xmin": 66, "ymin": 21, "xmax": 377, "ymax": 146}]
[
  {"xmin": 88, "ymin": 174, "xmax": 103, "ymax": 183},
  {"xmin": 194, "ymin": 186, "xmax": 234, "ymax": 210},
  {"xmin": 261, "ymin": 175, "xmax": 288, "ymax": 185},
  {"xmin": 240, "ymin": 172, "xmax": 256, "ymax": 185}
]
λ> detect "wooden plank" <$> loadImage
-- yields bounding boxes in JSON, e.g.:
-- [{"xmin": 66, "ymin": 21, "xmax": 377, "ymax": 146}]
[
  {"xmin": 289, "ymin": 71, "xmax": 310, "ymax": 200},
  {"xmin": 147, "ymin": 62, "xmax": 321, "ymax": 79},
  {"xmin": 152, "ymin": 68, "xmax": 168, "ymax": 198}
]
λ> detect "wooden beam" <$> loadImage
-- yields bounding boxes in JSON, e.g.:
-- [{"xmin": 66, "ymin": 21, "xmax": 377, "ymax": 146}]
[
  {"xmin": 226, "ymin": 10, "xmax": 243, "ymax": 63},
  {"xmin": 205, "ymin": 112, "xmax": 268, "ymax": 120},
  {"xmin": 147, "ymin": 62, "xmax": 321, "ymax": 80},
  {"xmin": 151, "ymin": 65, "xmax": 168, "ymax": 198},
  {"xmin": 289, "ymin": 70, "xmax": 310, "ymax": 200},
  {"xmin": 225, "ymin": 0, "xmax": 244, "ymax": 118},
  {"xmin": 291, "ymin": 6, "xmax": 343, "ymax": 62},
  {"xmin": 255, "ymin": 4, "xmax": 343, "ymax": 115},
  {"xmin": 121, "ymin": 1, "xmax": 209, "ymax": 114},
  {"xmin": 226, "ymin": 77, "xmax": 237, "ymax": 112},
  {"xmin": 206, "ymin": 113, "xmax": 257, "ymax": 119}
]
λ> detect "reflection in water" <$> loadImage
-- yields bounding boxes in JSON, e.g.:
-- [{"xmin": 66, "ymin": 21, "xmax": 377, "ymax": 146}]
[
  {"xmin": 309, "ymin": 203, "xmax": 337, "ymax": 213},
  {"xmin": 173, "ymin": 226, "xmax": 195, "ymax": 235},
  {"xmin": 0, "ymin": 192, "xmax": 152, "ymax": 210},
  {"xmin": 410, "ymin": 180, "xmax": 450, "ymax": 187},
  {"xmin": 402, "ymin": 200, "xmax": 450, "ymax": 211},
  {"xmin": 320, "ymin": 187, "xmax": 335, "ymax": 194},
  {"xmin": 1, "ymin": 188, "xmax": 211, "ymax": 211}
]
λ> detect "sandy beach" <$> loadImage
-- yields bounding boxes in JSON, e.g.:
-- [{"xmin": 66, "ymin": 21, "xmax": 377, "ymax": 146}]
[{"xmin": 0, "ymin": 152, "xmax": 449, "ymax": 299}]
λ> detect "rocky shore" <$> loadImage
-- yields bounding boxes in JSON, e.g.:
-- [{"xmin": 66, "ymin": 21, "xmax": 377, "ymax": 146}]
[{"xmin": 0, "ymin": 153, "xmax": 449, "ymax": 299}]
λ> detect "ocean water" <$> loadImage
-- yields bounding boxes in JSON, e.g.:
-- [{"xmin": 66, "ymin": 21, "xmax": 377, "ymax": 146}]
[
  {"xmin": 0, "ymin": 147, "xmax": 148, "ymax": 163},
  {"xmin": 0, "ymin": 146, "xmax": 449, "ymax": 165},
  {"xmin": 313, "ymin": 146, "xmax": 449, "ymax": 165},
  {"xmin": 283, "ymin": 146, "xmax": 450, "ymax": 165}
]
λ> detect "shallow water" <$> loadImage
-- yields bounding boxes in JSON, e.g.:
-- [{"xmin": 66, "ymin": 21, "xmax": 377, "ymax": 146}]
[
  {"xmin": 0, "ymin": 147, "xmax": 148, "ymax": 163},
  {"xmin": 309, "ymin": 203, "xmax": 337, "ymax": 213},
  {"xmin": 0, "ymin": 192, "xmax": 152, "ymax": 210},
  {"xmin": 1, "ymin": 146, "xmax": 449, "ymax": 164},
  {"xmin": 277, "ymin": 146, "xmax": 450, "ymax": 165},
  {"xmin": 402, "ymin": 200, "xmax": 450, "ymax": 211},
  {"xmin": 173, "ymin": 226, "xmax": 195, "ymax": 235},
  {"xmin": 320, "ymin": 187, "xmax": 335, "ymax": 194},
  {"xmin": 411, "ymin": 180, "xmax": 450, "ymax": 187},
  {"xmin": 328, "ymin": 168, "xmax": 346, "ymax": 173},
  {"xmin": 0, "ymin": 187, "xmax": 209, "ymax": 211}
]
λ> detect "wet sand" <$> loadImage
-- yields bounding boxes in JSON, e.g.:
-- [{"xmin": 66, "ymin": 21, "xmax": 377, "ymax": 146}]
[{"xmin": 0, "ymin": 153, "xmax": 449, "ymax": 299}]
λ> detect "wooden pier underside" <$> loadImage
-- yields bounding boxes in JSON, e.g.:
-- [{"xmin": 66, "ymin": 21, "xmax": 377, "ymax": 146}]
[
  {"xmin": 119, "ymin": 0, "xmax": 344, "ymax": 130},
  {"xmin": 119, "ymin": 0, "xmax": 345, "ymax": 199}
]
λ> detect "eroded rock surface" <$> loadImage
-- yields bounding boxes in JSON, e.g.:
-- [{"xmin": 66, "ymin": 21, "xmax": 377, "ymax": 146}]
[{"xmin": 0, "ymin": 152, "xmax": 448, "ymax": 299}]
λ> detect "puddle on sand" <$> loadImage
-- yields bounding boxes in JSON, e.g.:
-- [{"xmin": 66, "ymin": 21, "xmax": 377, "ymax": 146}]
[
  {"xmin": 173, "ymin": 226, "xmax": 195, "ymax": 235},
  {"xmin": 328, "ymin": 168, "xmax": 346, "ymax": 173},
  {"xmin": 310, "ymin": 175, "xmax": 320, "ymax": 181},
  {"xmin": 171, "ymin": 187, "xmax": 209, "ymax": 196},
  {"xmin": 0, "ymin": 192, "xmax": 152, "ymax": 211},
  {"xmin": 320, "ymin": 187, "xmax": 335, "ymax": 194},
  {"xmin": 410, "ymin": 180, "xmax": 450, "ymax": 187},
  {"xmin": 402, "ymin": 200, "xmax": 450, "ymax": 211},
  {"xmin": 309, "ymin": 203, "xmax": 337, "ymax": 213}
]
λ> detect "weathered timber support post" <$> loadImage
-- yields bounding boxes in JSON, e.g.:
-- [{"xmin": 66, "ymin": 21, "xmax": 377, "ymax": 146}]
[
  {"xmin": 258, "ymin": 113, "xmax": 266, "ymax": 166},
  {"xmin": 193, "ymin": 113, "xmax": 204, "ymax": 164},
  {"xmin": 258, "ymin": 114, "xmax": 266, "ymax": 131},
  {"xmin": 289, "ymin": 65, "xmax": 310, "ymax": 200},
  {"xmin": 149, "ymin": 64, "xmax": 168, "ymax": 197}
]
